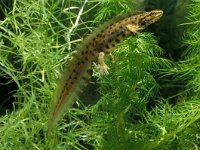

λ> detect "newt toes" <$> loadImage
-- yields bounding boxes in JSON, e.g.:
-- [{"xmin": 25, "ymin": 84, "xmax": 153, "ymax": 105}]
[{"xmin": 48, "ymin": 10, "xmax": 163, "ymax": 130}]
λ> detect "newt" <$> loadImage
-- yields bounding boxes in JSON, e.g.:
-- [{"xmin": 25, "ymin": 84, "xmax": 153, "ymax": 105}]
[{"xmin": 48, "ymin": 10, "xmax": 163, "ymax": 130}]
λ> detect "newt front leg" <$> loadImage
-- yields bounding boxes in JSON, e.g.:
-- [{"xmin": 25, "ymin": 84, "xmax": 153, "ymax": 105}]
[{"xmin": 98, "ymin": 52, "xmax": 110, "ymax": 75}]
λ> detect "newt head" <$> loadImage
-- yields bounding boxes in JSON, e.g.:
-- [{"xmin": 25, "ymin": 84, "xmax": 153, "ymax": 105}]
[{"xmin": 138, "ymin": 10, "xmax": 163, "ymax": 28}]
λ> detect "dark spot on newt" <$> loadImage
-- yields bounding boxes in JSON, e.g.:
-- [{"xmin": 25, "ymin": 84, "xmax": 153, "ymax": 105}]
[
  {"xmin": 87, "ymin": 69, "xmax": 93, "ymax": 75},
  {"xmin": 115, "ymin": 38, "xmax": 120, "ymax": 43},
  {"xmin": 105, "ymin": 44, "xmax": 109, "ymax": 49},
  {"xmin": 82, "ymin": 76, "xmax": 90, "ymax": 82},
  {"xmin": 122, "ymin": 32, "xmax": 126, "ymax": 37},
  {"xmin": 98, "ymin": 48, "xmax": 103, "ymax": 52},
  {"xmin": 85, "ymin": 57, "xmax": 89, "ymax": 61},
  {"xmin": 116, "ymin": 33, "xmax": 120, "ymax": 37}
]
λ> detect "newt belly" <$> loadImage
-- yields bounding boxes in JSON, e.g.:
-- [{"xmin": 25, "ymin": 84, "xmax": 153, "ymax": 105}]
[{"xmin": 48, "ymin": 10, "xmax": 163, "ymax": 130}]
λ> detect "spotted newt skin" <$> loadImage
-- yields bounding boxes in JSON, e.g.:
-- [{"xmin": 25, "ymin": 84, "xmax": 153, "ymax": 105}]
[{"xmin": 48, "ymin": 10, "xmax": 163, "ymax": 130}]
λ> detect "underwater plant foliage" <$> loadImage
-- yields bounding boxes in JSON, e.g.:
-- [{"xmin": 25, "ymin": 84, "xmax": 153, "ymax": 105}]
[{"xmin": 0, "ymin": 0, "xmax": 199, "ymax": 149}]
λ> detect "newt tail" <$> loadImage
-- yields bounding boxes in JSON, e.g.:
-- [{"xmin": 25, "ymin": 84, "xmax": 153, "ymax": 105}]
[{"xmin": 48, "ymin": 10, "xmax": 163, "ymax": 130}]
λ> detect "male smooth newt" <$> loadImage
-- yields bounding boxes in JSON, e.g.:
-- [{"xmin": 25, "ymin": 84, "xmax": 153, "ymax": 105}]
[{"xmin": 48, "ymin": 10, "xmax": 163, "ymax": 130}]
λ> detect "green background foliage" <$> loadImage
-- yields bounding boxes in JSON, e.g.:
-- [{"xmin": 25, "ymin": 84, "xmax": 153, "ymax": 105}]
[{"xmin": 0, "ymin": 0, "xmax": 199, "ymax": 149}]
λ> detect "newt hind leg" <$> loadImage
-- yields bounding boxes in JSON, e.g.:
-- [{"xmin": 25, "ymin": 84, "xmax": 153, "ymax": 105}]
[{"xmin": 108, "ymin": 53, "xmax": 115, "ymax": 63}]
